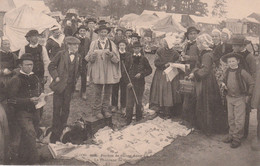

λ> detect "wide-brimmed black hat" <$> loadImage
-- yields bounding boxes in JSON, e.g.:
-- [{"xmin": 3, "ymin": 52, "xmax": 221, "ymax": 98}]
[
  {"xmin": 98, "ymin": 20, "xmax": 108, "ymax": 26},
  {"xmin": 229, "ymin": 34, "xmax": 250, "ymax": 45},
  {"xmin": 184, "ymin": 26, "xmax": 200, "ymax": 39},
  {"xmin": 221, "ymin": 52, "xmax": 243, "ymax": 63},
  {"xmin": 17, "ymin": 53, "xmax": 34, "ymax": 64},
  {"xmin": 64, "ymin": 36, "xmax": 81, "ymax": 44},
  {"xmin": 86, "ymin": 18, "xmax": 97, "ymax": 24},
  {"xmin": 94, "ymin": 25, "xmax": 111, "ymax": 34},
  {"xmin": 131, "ymin": 33, "xmax": 141, "ymax": 39},
  {"xmin": 132, "ymin": 41, "xmax": 142, "ymax": 48},
  {"xmin": 25, "ymin": 30, "xmax": 39, "ymax": 37},
  {"xmin": 117, "ymin": 39, "xmax": 127, "ymax": 46},
  {"xmin": 116, "ymin": 28, "xmax": 124, "ymax": 33}
]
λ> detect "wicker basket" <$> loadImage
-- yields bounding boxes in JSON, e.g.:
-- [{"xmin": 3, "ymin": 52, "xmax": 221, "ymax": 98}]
[{"xmin": 178, "ymin": 79, "xmax": 195, "ymax": 94}]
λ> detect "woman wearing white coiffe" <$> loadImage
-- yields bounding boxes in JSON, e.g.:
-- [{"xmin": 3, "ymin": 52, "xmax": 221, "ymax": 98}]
[{"xmin": 85, "ymin": 25, "xmax": 121, "ymax": 119}]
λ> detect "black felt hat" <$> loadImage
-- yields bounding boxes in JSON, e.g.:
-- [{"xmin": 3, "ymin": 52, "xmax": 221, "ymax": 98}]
[
  {"xmin": 229, "ymin": 34, "xmax": 250, "ymax": 45},
  {"xmin": 17, "ymin": 53, "xmax": 34, "ymax": 64},
  {"xmin": 94, "ymin": 25, "xmax": 111, "ymax": 34},
  {"xmin": 184, "ymin": 26, "xmax": 200, "ymax": 39},
  {"xmin": 221, "ymin": 52, "xmax": 243, "ymax": 63},
  {"xmin": 132, "ymin": 41, "xmax": 142, "ymax": 48}
]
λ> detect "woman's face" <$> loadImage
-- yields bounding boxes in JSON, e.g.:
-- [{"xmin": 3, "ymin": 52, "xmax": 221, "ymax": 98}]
[
  {"xmin": 212, "ymin": 32, "xmax": 221, "ymax": 45},
  {"xmin": 221, "ymin": 33, "xmax": 229, "ymax": 42}
]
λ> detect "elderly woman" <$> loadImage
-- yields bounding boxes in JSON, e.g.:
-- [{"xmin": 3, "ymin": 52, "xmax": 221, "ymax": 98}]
[
  {"xmin": 188, "ymin": 34, "xmax": 227, "ymax": 135},
  {"xmin": 149, "ymin": 36, "xmax": 182, "ymax": 118}
]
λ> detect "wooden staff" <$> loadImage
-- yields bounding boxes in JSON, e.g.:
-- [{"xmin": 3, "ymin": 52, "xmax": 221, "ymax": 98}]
[{"xmin": 121, "ymin": 61, "xmax": 139, "ymax": 105}]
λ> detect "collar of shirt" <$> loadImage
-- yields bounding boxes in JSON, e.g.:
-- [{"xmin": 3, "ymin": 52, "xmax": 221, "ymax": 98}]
[
  {"xmin": 20, "ymin": 70, "xmax": 34, "ymax": 76},
  {"xmin": 133, "ymin": 53, "xmax": 141, "ymax": 57},
  {"xmin": 119, "ymin": 50, "xmax": 126, "ymax": 54},
  {"xmin": 241, "ymin": 49, "xmax": 247, "ymax": 53},
  {"xmin": 98, "ymin": 38, "xmax": 108, "ymax": 43},
  {"xmin": 29, "ymin": 43, "xmax": 39, "ymax": 48}
]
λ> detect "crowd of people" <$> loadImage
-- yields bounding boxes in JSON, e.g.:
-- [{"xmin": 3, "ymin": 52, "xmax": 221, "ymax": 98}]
[{"xmin": 1, "ymin": 15, "xmax": 260, "ymax": 165}]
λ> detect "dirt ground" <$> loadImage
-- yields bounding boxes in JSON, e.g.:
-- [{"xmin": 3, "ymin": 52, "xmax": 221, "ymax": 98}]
[{"xmin": 39, "ymin": 54, "xmax": 260, "ymax": 166}]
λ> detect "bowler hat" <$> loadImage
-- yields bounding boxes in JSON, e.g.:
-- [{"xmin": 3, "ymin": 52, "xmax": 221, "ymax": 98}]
[
  {"xmin": 94, "ymin": 25, "xmax": 111, "ymax": 34},
  {"xmin": 221, "ymin": 52, "xmax": 243, "ymax": 63},
  {"xmin": 64, "ymin": 36, "xmax": 81, "ymax": 44},
  {"xmin": 17, "ymin": 53, "xmax": 34, "ymax": 64},
  {"xmin": 131, "ymin": 33, "xmax": 141, "ymax": 39},
  {"xmin": 86, "ymin": 18, "xmax": 97, "ymax": 24},
  {"xmin": 132, "ymin": 41, "xmax": 142, "ymax": 48},
  {"xmin": 229, "ymin": 34, "xmax": 250, "ymax": 45},
  {"xmin": 184, "ymin": 26, "xmax": 200, "ymax": 39},
  {"xmin": 25, "ymin": 30, "xmax": 39, "ymax": 37}
]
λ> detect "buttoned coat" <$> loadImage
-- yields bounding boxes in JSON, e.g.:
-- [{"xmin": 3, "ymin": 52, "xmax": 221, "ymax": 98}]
[{"xmin": 48, "ymin": 50, "xmax": 81, "ymax": 93}]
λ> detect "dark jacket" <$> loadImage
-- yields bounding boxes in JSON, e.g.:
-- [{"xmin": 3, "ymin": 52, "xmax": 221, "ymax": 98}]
[
  {"xmin": 183, "ymin": 40, "xmax": 199, "ymax": 70},
  {"xmin": 48, "ymin": 50, "xmax": 81, "ymax": 93},
  {"xmin": 64, "ymin": 26, "xmax": 73, "ymax": 37},
  {"xmin": 46, "ymin": 38, "xmax": 63, "ymax": 60},
  {"xmin": 213, "ymin": 43, "xmax": 233, "ymax": 66},
  {"xmin": 7, "ymin": 72, "xmax": 41, "ymax": 112},
  {"xmin": 124, "ymin": 53, "xmax": 152, "ymax": 86},
  {"xmin": 77, "ymin": 36, "xmax": 91, "ymax": 59},
  {"xmin": 223, "ymin": 67, "xmax": 255, "ymax": 96},
  {"xmin": 237, "ymin": 50, "xmax": 256, "ymax": 79}
]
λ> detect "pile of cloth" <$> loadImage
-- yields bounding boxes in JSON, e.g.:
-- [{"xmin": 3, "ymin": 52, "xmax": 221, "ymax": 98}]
[{"xmin": 48, "ymin": 117, "xmax": 191, "ymax": 166}]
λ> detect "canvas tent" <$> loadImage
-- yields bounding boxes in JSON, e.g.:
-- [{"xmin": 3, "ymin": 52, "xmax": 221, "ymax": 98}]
[
  {"xmin": 152, "ymin": 15, "xmax": 185, "ymax": 36},
  {"xmin": 4, "ymin": 4, "xmax": 59, "ymax": 51},
  {"xmin": 13, "ymin": 0, "xmax": 50, "ymax": 14},
  {"xmin": 141, "ymin": 10, "xmax": 169, "ymax": 19},
  {"xmin": 0, "ymin": 0, "xmax": 16, "ymax": 35}
]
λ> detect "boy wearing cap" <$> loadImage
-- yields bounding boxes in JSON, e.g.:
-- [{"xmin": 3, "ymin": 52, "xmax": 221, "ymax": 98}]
[
  {"xmin": 46, "ymin": 25, "xmax": 64, "ymax": 60},
  {"xmin": 111, "ymin": 40, "xmax": 130, "ymax": 114},
  {"xmin": 19, "ymin": 29, "xmax": 50, "ymax": 90},
  {"xmin": 48, "ymin": 36, "xmax": 81, "ymax": 143},
  {"xmin": 85, "ymin": 25, "xmax": 121, "ymax": 119},
  {"xmin": 7, "ymin": 53, "xmax": 42, "ymax": 164},
  {"xmin": 221, "ymin": 53, "xmax": 254, "ymax": 148},
  {"xmin": 124, "ymin": 41, "xmax": 152, "ymax": 125}
]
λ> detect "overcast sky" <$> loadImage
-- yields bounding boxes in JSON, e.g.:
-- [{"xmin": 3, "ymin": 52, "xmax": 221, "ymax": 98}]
[{"xmin": 202, "ymin": 0, "xmax": 260, "ymax": 18}]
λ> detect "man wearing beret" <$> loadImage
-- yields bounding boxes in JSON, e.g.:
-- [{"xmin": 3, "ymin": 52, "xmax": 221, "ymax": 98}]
[
  {"xmin": 7, "ymin": 53, "xmax": 42, "ymax": 164},
  {"xmin": 19, "ymin": 29, "xmax": 50, "ymax": 90},
  {"xmin": 48, "ymin": 36, "xmax": 81, "ymax": 143}
]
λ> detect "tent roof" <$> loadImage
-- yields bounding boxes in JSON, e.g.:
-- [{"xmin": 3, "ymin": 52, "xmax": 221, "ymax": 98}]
[
  {"xmin": 132, "ymin": 14, "xmax": 159, "ymax": 28},
  {"xmin": 12, "ymin": 0, "xmax": 50, "ymax": 13},
  {"xmin": 242, "ymin": 17, "xmax": 260, "ymax": 24},
  {"xmin": 4, "ymin": 4, "xmax": 59, "ymax": 51},
  {"xmin": 0, "ymin": 0, "xmax": 15, "ymax": 12},
  {"xmin": 189, "ymin": 15, "xmax": 220, "ymax": 25},
  {"xmin": 141, "ymin": 10, "xmax": 169, "ymax": 19},
  {"xmin": 152, "ymin": 15, "xmax": 185, "ymax": 33},
  {"xmin": 120, "ymin": 13, "xmax": 139, "ymax": 22}
]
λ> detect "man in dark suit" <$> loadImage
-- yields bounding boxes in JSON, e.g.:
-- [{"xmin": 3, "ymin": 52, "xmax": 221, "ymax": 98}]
[{"xmin": 48, "ymin": 36, "xmax": 81, "ymax": 143}]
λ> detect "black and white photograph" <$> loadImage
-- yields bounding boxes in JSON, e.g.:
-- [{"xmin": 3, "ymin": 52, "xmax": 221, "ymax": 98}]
[{"xmin": 0, "ymin": 0, "xmax": 260, "ymax": 165}]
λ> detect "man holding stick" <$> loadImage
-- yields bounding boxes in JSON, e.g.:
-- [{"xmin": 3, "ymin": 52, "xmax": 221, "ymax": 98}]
[{"xmin": 124, "ymin": 41, "xmax": 152, "ymax": 125}]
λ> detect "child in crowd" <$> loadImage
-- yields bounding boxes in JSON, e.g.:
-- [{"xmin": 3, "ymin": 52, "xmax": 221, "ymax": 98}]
[
  {"xmin": 111, "ymin": 40, "xmax": 131, "ymax": 115},
  {"xmin": 124, "ymin": 41, "xmax": 152, "ymax": 125},
  {"xmin": 221, "ymin": 53, "xmax": 254, "ymax": 148}
]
